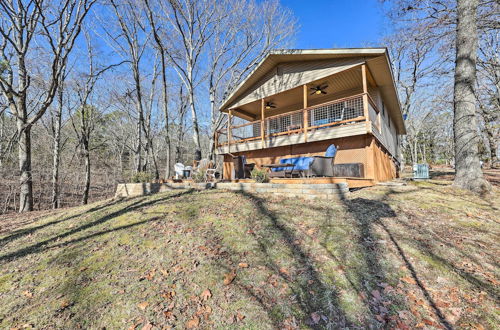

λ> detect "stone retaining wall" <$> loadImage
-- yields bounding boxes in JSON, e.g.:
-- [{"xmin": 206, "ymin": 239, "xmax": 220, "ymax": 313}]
[{"xmin": 115, "ymin": 182, "xmax": 349, "ymax": 199}]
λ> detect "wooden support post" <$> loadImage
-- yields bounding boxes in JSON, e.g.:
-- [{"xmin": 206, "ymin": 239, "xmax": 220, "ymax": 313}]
[
  {"xmin": 261, "ymin": 99, "xmax": 265, "ymax": 149},
  {"xmin": 361, "ymin": 64, "xmax": 369, "ymax": 120},
  {"xmin": 303, "ymin": 84, "xmax": 308, "ymax": 143},
  {"xmin": 228, "ymin": 109, "xmax": 232, "ymax": 153}
]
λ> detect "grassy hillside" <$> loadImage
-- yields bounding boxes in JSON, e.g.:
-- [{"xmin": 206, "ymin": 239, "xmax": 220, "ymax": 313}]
[{"xmin": 0, "ymin": 179, "xmax": 498, "ymax": 329}]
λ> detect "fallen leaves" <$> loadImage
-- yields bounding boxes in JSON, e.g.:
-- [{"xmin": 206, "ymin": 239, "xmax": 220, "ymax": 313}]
[
  {"xmin": 400, "ymin": 276, "xmax": 417, "ymax": 285},
  {"xmin": 137, "ymin": 302, "xmax": 149, "ymax": 310},
  {"xmin": 22, "ymin": 290, "xmax": 33, "ymax": 298},
  {"xmin": 161, "ymin": 290, "xmax": 176, "ymax": 300},
  {"xmin": 310, "ymin": 312, "xmax": 321, "ymax": 325},
  {"xmin": 223, "ymin": 271, "xmax": 236, "ymax": 285},
  {"xmin": 238, "ymin": 262, "xmax": 249, "ymax": 268},
  {"xmin": 279, "ymin": 267, "xmax": 289, "ymax": 276},
  {"xmin": 185, "ymin": 316, "xmax": 199, "ymax": 328},
  {"xmin": 141, "ymin": 322, "xmax": 153, "ymax": 330},
  {"xmin": 59, "ymin": 299, "xmax": 71, "ymax": 310},
  {"xmin": 200, "ymin": 289, "xmax": 212, "ymax": 301}
]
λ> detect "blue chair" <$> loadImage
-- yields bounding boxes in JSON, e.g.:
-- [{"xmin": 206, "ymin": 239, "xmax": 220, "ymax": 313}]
[{"xmin": 273, "ymin": 144, "xmax": 338, "ymax": 177}]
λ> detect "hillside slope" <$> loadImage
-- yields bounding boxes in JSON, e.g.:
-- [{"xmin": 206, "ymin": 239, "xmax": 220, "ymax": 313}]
[{"xmin": 0, "ymin": 181, "xmax": 499, "ymax": 329}]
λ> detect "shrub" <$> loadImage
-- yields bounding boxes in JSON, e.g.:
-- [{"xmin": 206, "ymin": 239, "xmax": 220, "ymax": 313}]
[
  {"xmin": 251, "ymin": 168, "xmax": 269, "ymax": 183},
  {"xmin": 129, "ymin": 171, "xmax": 154, "ymax": 183},
  {"xmin": 191, "ymin": 170, "xmax": 206, "ymax": 183}
]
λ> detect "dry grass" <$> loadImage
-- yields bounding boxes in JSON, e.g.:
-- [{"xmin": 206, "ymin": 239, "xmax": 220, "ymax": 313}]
[{"xmin": 0, "ymin": 177, "xmax": 498, "ymax": 329}]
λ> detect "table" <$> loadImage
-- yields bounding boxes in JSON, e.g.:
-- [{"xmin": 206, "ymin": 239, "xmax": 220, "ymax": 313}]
[{"xmin": 262, "ymin": 163, "xmax": 295, "ymax": 178}]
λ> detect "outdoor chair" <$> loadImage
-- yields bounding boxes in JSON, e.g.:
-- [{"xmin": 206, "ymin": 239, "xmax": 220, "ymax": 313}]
[
  {"xmin": 231, "ymin": 155, "xmax": 255, "ymax": 179},
  {"xmin": 205, "ymin": 162, "xmax": 220, "ymax": 181}
]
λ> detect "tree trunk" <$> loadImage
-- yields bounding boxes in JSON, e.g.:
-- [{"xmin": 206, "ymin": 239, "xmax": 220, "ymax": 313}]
[
  {"xmin": 187, "ymin": 64, "xmax": 202, "ymax": 161},
  {"xmin": 51, "ymin": 89, "xmax": 63, "ymax": 209},
  {"xmin": 160, "ymin": 54, "xmax": 171, "ymax": 179},
  {"xmin": 453, "ymin": 0, "xmax": 491, "ymax": 193},
  {"xmin": 133, "ymin": 64, "xmax": 145, "ymax": 174},
  {"xmin": 485, "ymin": 123, "xmax": 498, "ymax": 166},
  {"xmin": 208, "ymin": 83, "xmax": 217, "ymax": 161},
  {"xmin": 82, "ymin": 142, "xmax": 90, "ymax": 205},
  {"xmin": 18, "ymin": 123, "xmax": 33, "ymax": 212}
]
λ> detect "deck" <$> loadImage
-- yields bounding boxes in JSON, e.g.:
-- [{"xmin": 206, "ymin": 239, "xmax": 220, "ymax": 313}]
[{"xmin": 215, "ymin": 93, "xmax": 381, "ymax": 154}]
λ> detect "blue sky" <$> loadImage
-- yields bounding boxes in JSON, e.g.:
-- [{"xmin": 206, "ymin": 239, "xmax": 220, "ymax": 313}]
[{"xmin": 284, "ymin": 0, "xmax": 390, "ymax": 48}]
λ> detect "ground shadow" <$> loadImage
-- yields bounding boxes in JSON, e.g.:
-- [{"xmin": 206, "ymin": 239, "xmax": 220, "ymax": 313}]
[
  {"xmin": 235, "ymin": 191, "xmax": 350, "ymax": 328},
  {"xmin": 337, "ymin": 188, "xmax": 453, "ymax": 329},
  {"xmin": 0, "ymin": 199, "xmax": 123, "ymax": 248},
  {"xmin": 0, "ymin": 190, "xmax": 194, "ymax": 263}
]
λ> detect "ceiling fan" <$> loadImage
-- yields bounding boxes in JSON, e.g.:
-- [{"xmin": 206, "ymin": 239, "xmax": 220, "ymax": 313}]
[
  {"xmin": 265, "ymin": 102, "xmax": 276, "ymax": 110},
  {"xmin": 310, "ymin": 84, "xmax": 328, "ymax": 95}
]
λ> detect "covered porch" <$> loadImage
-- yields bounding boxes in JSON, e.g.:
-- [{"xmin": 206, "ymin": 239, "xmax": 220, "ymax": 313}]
[{"xmin": 215, "ymin": 64, "xmax": 382, "ymax": 155}]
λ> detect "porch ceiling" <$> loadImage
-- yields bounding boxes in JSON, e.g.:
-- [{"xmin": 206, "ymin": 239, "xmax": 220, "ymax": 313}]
[{"xmin": 234, "ymin": 66, "xmax": 364, "ymax": 119}]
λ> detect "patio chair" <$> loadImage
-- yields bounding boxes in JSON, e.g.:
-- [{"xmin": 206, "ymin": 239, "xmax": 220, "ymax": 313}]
[
  {"xmin": 174, "ymin": 163, "xmax": 185, "ymax": 179},
  {"xmin": 205, "ymin": 161, "xmax": 220, "ymax": 181},
  {"xmin": 231, "ymin": 155, "xmax": 255, "ymax": 179}
]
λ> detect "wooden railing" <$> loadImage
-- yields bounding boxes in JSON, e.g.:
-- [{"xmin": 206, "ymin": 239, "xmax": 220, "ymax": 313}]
[{"xmin": 216, "ymin": 93, "xmax": 379, "ymax": 148}]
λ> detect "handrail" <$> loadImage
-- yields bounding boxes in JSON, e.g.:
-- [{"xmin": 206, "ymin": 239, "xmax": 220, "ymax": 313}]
[
  {"xmin": 308, "ymin": 116, "xmax": 365, "ymax": 130},
  {"xmin": 216, "ymin": 93, "xmax": 369, "ymax": 148},
  {"xmin": 230, "ymin": 119, "xmax": 261, "ymax": 130},
  {"xmin": 264, "ymin": 107, "xmax": 304, "ymax": 121}
]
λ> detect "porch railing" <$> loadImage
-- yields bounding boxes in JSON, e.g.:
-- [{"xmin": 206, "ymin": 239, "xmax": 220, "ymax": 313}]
[{"xmin": 216, "ymin": 93, "xmax": 378, "ymax": 148}]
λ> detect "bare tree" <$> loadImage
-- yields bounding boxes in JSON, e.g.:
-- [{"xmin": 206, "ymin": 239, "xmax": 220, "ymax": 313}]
[
  {"xmin": 106, "ymin": 0, "xmax": 149, "ymax": 173},
  {"xmin": 205, "ymin": 0, "xmax": 296, "ymax": 160},
  {"xmin": 383, "ymin": 0, "xmax": 497, "ymax": 192},
  {"xmin": 143, "ymin": 0, "xmax": 172, "ymax": 178},
  {"xmin": 453, "ymin": 0, "xmax": 490, "ymax": 193},
  {"xmin": 70, "ymin": 31, "xmax": 124, "ymax": 204},
  {"xmin": 0, "ymin": 0, "xmax": 95, "ymax": 212},
  {"xmin": 46, "ymin": 62, "xmax": 70, "ymax": 209},
  {"xmin": 477, "ymin": 30, "xmax": 499, "ymax": 166},
  {"xmin": 156, "ymin": 0, "xmax": 220, "ymax": 161}
]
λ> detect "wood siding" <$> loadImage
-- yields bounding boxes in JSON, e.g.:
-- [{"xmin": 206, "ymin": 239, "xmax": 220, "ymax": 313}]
[
  {"xmin": 368, "ymin": 87, "xmax": 398, "ymax": 157},
  {"xmin": 222, "ymin": 134, "xmax": 398, "ymax": 185}
]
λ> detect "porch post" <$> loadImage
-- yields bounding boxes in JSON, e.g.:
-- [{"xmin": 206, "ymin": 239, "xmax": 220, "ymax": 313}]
[
  {"xmin": 228, "ymin": 109, "xmax": 232, "ymax": 153},
  {"xmin": 303, "ymin": 84, "xmax": 308, "ymax": 143},
  {"xmin": 261, "ymin": 99, "xmax": 265, "ymax": 149},
  {"xmin": 361, "ymin": 64, "xmax": 369, "ymax": 122}
]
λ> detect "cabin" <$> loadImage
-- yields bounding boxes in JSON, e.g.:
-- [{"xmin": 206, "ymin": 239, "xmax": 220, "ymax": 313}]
[{"xmin": 215, "ymin": 48, "xmax": 405, "ymax": 188}]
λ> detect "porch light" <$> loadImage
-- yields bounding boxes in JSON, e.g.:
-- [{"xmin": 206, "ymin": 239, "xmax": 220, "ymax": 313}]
[
  {"xmin": 265, "ymin": 105, "xmax": 271, "ymax": 109},
  {"xmin": 315, "ymin": 89, "xmax": 322, "ymax": 95}
]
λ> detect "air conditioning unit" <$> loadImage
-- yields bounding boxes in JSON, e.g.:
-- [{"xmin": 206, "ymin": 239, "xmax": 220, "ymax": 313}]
[{"xmin": 413, "ymin": 164, "xmax": 429, "ymax": 180}]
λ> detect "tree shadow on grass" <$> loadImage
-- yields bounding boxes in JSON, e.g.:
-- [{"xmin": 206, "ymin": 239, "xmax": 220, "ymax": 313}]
[
  {"xmin": 313, "ymin": 192, "xmax": 407, "ymax": 327},
  {"xmin": 379, "ymin": 188, "xmax": 500, "ymax": 301},
  {"xmin": 0, "ymin": 190, "xmax": 194, "ymax": 264},
  {"xmin": 234, "ymin": 191, "xmax": 351, "ymax": 328},
  {"xmin": 0, "ymin": 198, "xmax": 124, "ymax": 249},
  {"xmin": 337, "ymin": 189, "xmax": 453, "ymax": 329}
]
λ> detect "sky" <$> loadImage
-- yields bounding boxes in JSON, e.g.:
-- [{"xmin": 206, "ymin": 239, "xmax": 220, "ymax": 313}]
[{"xmin": 284, "ymin": 0, "xmax": 390, "ymax": 49}]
